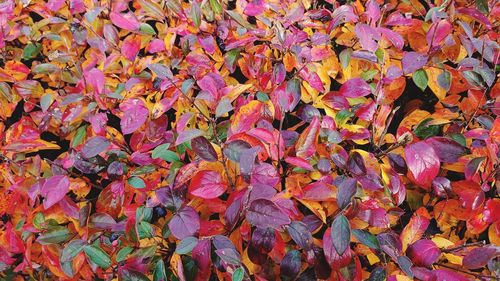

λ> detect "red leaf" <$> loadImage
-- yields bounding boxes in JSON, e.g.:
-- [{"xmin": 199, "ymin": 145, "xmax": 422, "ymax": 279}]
[
  {"xmin": 295, "ymin": 116, "xmax": 320, "ymax": 159},
  {"xmin": 189, "ymin": 170, "xmax": 227, "ymax": 199},
  {"xmin": 40, "ymin": 175, "xmax": 70, "ymax": 209},
  {"xmin": 323, "ymin": 228, "xmax": 353, "ymax": 269},
  {"xmin": 404, "ymin": 141, "xmax": 440, "ymax": 188}
]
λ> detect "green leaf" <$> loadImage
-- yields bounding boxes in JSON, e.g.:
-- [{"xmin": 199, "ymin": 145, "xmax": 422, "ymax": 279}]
[
  {"xmin": 375, "ymin": 48, "xmax": 384, "ymax": 64},
  {"xmin": 84, "ymin": 245, "xmax": 112, "ymax": 269},
  {"xmin": 153, "ymin": 259, "xmax": 167, "ymax": 281},
  {"xmin": 139, "ymin": 23, "xmax": 156, "ymax": 35},
  {"xmin": 116, "ymin": 247, "xmax": 134, "ymax": 263},
  {"xmin": 352, "ymin": 229, "xmax": 380, "ymax": 250},
  {"xmin": 450, "ymin": 133, "xmax": 467, "ymax": 147},
  {"xmin": 339, "ymin": 48, "xmax": 352, "ymax": 70},
  {"xmin": 32, "ymin": 63, "xmax": 60, "ymax": 75},
  {"xmin": 191, "ymin": 0, "xmax": 201, "ymax": 27},
  {"xmin": 209, "ymin": 0, "xmax": 222, "ymax": 14},
  {"xmin": 331, "ymin": 214, "xmax": 350, "ymax": 255},
  {"xmin": 121, "ymin": 269, "xmax": 151, "ymax": 281},
  {"xmin": 128, "ymin": 177, "xmax": 146, "ymax": 189},
  {"xmin": 60, "ymin": 239, "xmax": 86, "ymax": 262},
  {"xmin": 40, "ymin": 93, "xmax": 53, "ymax": 112},
  {"xmin": 37, "ymin": 226, "xmax": 70, "ymax": 245},
  {"xmin": 137, "ymin": 221, "xmax": 154, "ymax": 239},
  {"xmin": 132, "ymin": 165, "xmax": 156, "ymax": 176},
  {"xmin": 413, "ymin": 118, "xmax": 440, "ymax": 139},
  {"xmin": 361, "ymin": 69, "xmax": 379, "ymax": 81},
  {"xmin": 152, "ymin": 143, "xmax": 180, "ymax": 162},
  {"xmin": 175, "ymin": 236, "xmax": 199, "ymax": 254},
  {"xmin": 72, "ymin": 125, "xmax": 87, "ymax": 148},
  {"xmin": 413, "ymin": 69, "xmax": 428, "ymax": 91},
  {"xmin": 23, "ymin": 42, "xmax": 42, "ymax": 60},
  {"xmin": 232, "ymin": 267, "xmax": 244, "ymax": 281},
  {"xmin": 476, "ymin": 0, "xmax": 489, "ymax": 13},
  {"xmin": 33, "ymin": 212, "xmax": 45, "ymax": 230}
]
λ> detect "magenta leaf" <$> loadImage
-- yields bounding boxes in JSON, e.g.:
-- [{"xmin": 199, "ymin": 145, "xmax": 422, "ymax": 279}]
[
  {"xmin": 337, "ymin": 177, "xmax": 357, "ymax": 209},
  {"xmin": 406, "ymin": 239, "xmax": 441, "ymax": 267},
  {"xmin": 339, "ymin": 78, "xmax": 372, "ymax": 98},
  {"xmin": 168, "ymin": 206, "xmax": 200, "ymax": 239},
  {"xmin": 246, "ymin": 199, "xmax": 291, "ymax": 229},
  {"xmin": 40, "ymin": 175, "xmax": 70, "ymax": 209},
  {"xmin": 176, "ymin": 129, "xmax": 203, "ymax": 146},
  {"xmin": 426, "ymin": 19, "xmax": 452, "ymax": 50},
  {"xmin": 189, "ymin": 170, "xmax": 227, "ymax": 199},
  {"xmin": 110, "ymin": 12, "xmax": 140, "ymax": 31},
  {"xmin": 404, "ymin": 141, "xmax": 440, "ymax": 188},
  {"xmin": 119, "ymin": 98, "xmax": 149, "ymax": 135}
]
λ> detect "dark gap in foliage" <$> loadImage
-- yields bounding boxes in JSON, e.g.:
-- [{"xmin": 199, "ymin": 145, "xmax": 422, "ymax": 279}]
[
  {"xmin": 26, "ymin": 131, "xmax": 70, "ymax": 161},
  {"xmin": 3, "ymin": 99, "xmax": 24, "ymax": 131},
  {"xmin": 29, "ymin": 11, "xmax": 44, "ymax": 22},
  {"xmin": 230, "ymin": 66, "xmax": 248, "ymax": 84},
  {"xmin": 387, "ymin": 79, "xmax": 439, "ymax": 135}
]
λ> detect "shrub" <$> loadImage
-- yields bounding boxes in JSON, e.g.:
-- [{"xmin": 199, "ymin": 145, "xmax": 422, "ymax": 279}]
[{"xmin": 0, "ymin": 0, "xmax": 499, "ymax": 280}]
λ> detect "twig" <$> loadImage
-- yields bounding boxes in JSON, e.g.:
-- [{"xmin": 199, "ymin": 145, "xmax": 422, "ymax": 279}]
[{"xmin": 442, "ymin": 240, "xmax": 486, "ymax": 253}]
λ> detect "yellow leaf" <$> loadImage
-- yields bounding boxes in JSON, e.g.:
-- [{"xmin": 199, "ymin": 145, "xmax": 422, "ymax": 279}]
[
  {"xmin": 297, "ymin": 199, "xmax": 327, "ymax": 223},
  {"xmin": 426, "ymin": 67, "xmax": 447, "ymax": 100},
  {"xmin": 443, "ymin": 253, "xmax": 463, "ymax": 265},
  {"xmin": 432, "ymin": 236, "xmax": 455, "ymax": 248},
  {"xmin": 367, "ymin": 253, "xmax": 380, "ymax": 265}
]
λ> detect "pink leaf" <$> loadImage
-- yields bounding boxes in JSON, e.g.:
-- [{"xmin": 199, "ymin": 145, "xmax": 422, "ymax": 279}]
[
  {"xmin": 110, "ymin": 12, "xmax": 140, "ymax": 31},
  {"xmin": 355, "ymin": 23, "xmax": 380, "ymax": 52},
  {"xmin": 426, "ymin": 19, "xmax": 452, "ymax": 49},
  {"xmin": 404, "ymin": 142, "xmax": 440, "ymax": 188},
  {"xmin": 189, "ymin": 170, "xmax": 227, "ymax": 199},
  {"xmin": 378, "ymin": 27, "xmax": 404, "ymax": 50},
  {"xmin": 339, "ymin": 78, "xmax": 372, "ymax": 98},
  {"xmin": 40, "ymin": 175, "xmax": 70, "ymax": 209},
  {"xmin": 457, "ymin": 8, "xmax": 492, "ymax": 30},
  {"xmin": 119, "ymin": 98, "xmax": 149, "ymax": 134},
  {"xmin": 244, "ymin": 0, "xmax": 265, "ymax": 16},
  {"xmin": 176, "ymin": 129, "xmax": 204, "ymax": 146},
  {"xmin": 46, "ymin": 0, "xmax": 65, "ymax": 11},
  {"xmin": 365, "ymin": 0, "xmax": 380, "ymax": 23},
  {"xmin": 84, "ymin": 68, "xmax": 105, "ymax": 94},
  {"xmin": 121, "ymin": 35, "xmax": 141, "ymax": 61}
]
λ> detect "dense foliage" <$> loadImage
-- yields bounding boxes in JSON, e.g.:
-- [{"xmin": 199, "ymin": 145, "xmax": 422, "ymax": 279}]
[{"xmin": 0, "ymin": 0, "xmax": 499, "ymax": 280}]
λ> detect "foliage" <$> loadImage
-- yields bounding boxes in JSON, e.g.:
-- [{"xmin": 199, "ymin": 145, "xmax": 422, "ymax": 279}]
[{"xmin": 0, "ymin": 0, "xmax": 499, "ymax": 280}]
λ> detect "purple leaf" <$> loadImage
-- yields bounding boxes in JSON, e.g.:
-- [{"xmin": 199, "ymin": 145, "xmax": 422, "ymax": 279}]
[
  {"xmin": 406, "ymin": 239, "xmax": 441, "ymax": 267},
  {"xmin": 331, "ymin": 214, "xmax": 350, "ymax": 255},
  {"xmin": 280, "ymin": 250, "xmax": 301, "ymax": 280},
  {"xmin": 425, "ymin": 137, "xmax": 468, "ymax": 163},
  {"xmin": 246, "ymin": 198, "xmax": 291, "ymax": 229},
  {"xmin": 402, "ymin": 52, "xmax": 428, "ymax": 74},
  {"xmin": 168, "ymin": 206, "xmax": 200, "ymax": 239},
  {"xmin": 462, "ymin": 246, "xmax": 500, "ymax": 269},
  {"xmin": 40, "ymin": 175, "xmax": 70, "ymax": 209},
  {"xmin": 251, "ymin": 227, "xmax": 276, "ymax": 253},
  {"xmin": 337, "ymin": 177, "xmax": 357, "ymax": 209},
  {"xmin": 191, "ymin": 136, "xmax": 218, "ymax": 162},
  {"xmin": 347, "ymin": 151, "xmax": 367, "ymax": 176},
  {"xmin": 176, "ymin": 129, "xmax": 203, "ymax": 146},
  {"xmin": 119, "ymin": 98, "xmax": 148, "ymax": 134},
  {"xmin": 81, "ymin": 136, "xmax": 110, "ymax": 159},
  {"xmin": 339, "ymin": 78, "xmax": 372, "ymax": 98},
  {"xmin": 287, "ymin": 221, "xmax": 313, "ymax": 251},
  {"xmin": 323, "ymin": 228, "xmax": 353, "ymax": 269},
  {"xmin": 432, "ymin": 177, "xmax": 451, "ymax": 198},
  {"xmin": 432, "ymin": 269, "xmax": 471, "ymax": 281},
  {"xmin": 192, "ymin": 239, "xmax": 211, "ymax": 272},
  {"xmin": 404, "ymin": 142, "xmax": 440, "ymax": 188},
  {"xmin": 354, "ymin": 23, "xmax": 380, "ymax": 52}
]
